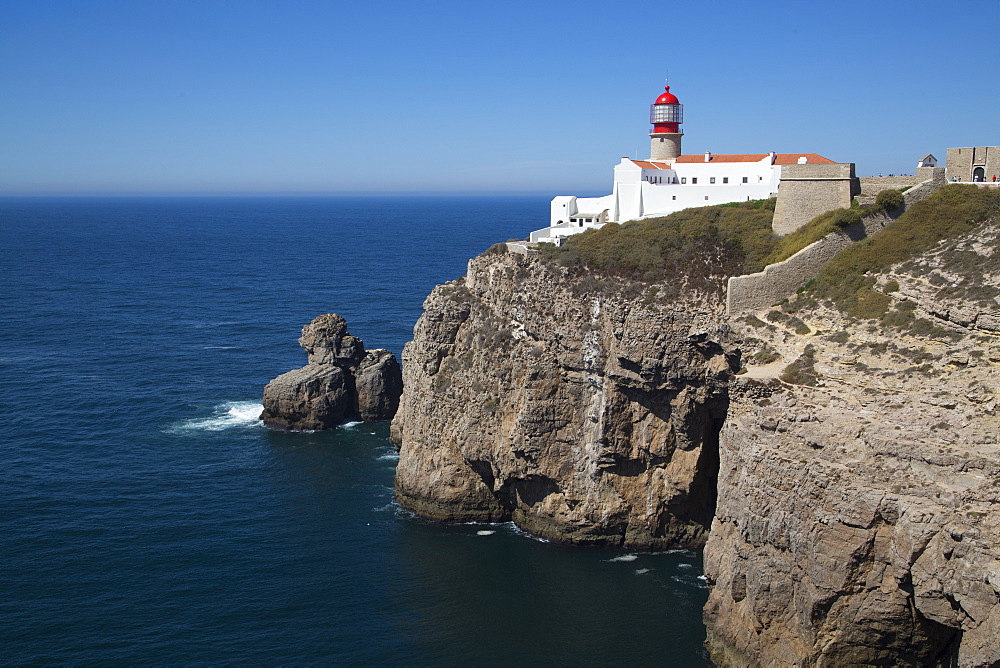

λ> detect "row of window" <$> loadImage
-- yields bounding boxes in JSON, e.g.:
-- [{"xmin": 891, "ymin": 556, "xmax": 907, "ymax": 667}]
[
  {"xmin": 677, "ymin": 176, "xmax": 749, "ymax": 184},
  {"xmin": 642, "ymin": 176, "xmax": 764, "ymax": 185}
]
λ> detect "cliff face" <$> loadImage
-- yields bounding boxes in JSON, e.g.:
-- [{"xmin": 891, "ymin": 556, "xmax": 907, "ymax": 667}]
[
  {"xmin": 704, "ymin": 219, "xmax": 1000, "ymax": 666},
  {"xmin": 392, "ymin": 251, "xmax": 737, "ymax": 548},
  {"xmin": 392, "ymin": 216, "xmax": 999, "ymax": 665}
]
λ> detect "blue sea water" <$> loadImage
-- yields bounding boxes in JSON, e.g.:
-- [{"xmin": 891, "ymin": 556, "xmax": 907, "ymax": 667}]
[{"xmin": 1, "ymin": 197, "xmax": 710, "ymax": 665}]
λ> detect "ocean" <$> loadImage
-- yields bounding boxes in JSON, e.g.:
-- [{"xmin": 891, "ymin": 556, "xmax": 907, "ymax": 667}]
[{"xmin": 1, "ymin": 196, "xmax": 710, "ymax": 665}]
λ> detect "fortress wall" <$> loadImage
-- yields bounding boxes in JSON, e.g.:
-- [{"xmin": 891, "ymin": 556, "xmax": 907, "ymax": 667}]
[
  {"xmin": 727, "ymin": 169, "xmax": 946, "ymax": 315},
  {"xmin": 725, "ymin": 223, "xmax": 864, "ymax": 316},
  {"xmin": 857, "ymin": 169, "xmax": 946, "ymax": 205},
  {"xmin": 858, "ymin": 175, "xmax": 920, "ymax": 195},
  {"xmin": 771, "ymin": 163, "xmax": 859, "ymax": 236},
  {"xmin": 947, "ymin": 147, "xmax": 1000, "ymax": 181}
]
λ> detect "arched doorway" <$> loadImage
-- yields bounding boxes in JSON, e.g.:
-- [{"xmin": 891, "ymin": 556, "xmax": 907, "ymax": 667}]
[{"xmin": 973, "ymin": 167, "xmax": 985, "ymax": 182}]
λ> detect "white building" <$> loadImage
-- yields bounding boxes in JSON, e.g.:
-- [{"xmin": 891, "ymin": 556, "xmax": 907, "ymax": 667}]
[{"xmin": 530, "ymin": 83, "xmax": 837, "ymax": 244}]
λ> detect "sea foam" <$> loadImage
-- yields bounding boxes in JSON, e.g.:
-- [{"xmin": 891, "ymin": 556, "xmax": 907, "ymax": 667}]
[{"xmin": 171, "ymin": 401, "xmax": 263, "ymax": 433}]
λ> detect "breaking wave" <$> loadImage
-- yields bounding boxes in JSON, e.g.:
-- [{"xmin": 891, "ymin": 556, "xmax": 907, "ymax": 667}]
[{"xmin": 169, "ymin": 401, "xmax": 263, "ymax": 433}]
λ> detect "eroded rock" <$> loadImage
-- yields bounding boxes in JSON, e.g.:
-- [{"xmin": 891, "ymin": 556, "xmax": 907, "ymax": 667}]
[
  {"xmin": 391, "ymin": 253, "xmax": 736, "ymax": 548},
  {"xmin": 261, "ymin": 314, "xmax": 402, "ymax": 430}
]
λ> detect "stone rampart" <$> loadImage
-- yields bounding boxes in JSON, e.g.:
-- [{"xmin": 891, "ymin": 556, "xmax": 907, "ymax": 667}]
[
  {"xmin": 726, "ymin": 224, "xmax": 865, "ymax": 316},
  {"xmin": 771, "ymin": 163, "xmax": 860, "ymax": 236},
  {"xmin": 857, "ymin": 169, "xmax": 946, "ymax": 206},
  {"xmin": 858, "ymin": 175, "xmax": 920, "ymax": 195},
  {"xmin": 727, "ymin": 170, "xmax": 946, "ymax": 315}
]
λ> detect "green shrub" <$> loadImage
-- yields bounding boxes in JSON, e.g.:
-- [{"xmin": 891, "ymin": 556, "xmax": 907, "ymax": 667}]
[
  {"xmin": 875, "ymin": 189, "xmax": 905, "ymax": 212},
  {"xmin": 752, "ymin": 346, "xmax": 780, "ymax": 364},
  {"xmin": 780, "ymin": 345, "xmax": 819, "ymax": 386},
  {"xmin": 880, "ymin": 301, "xmax": 916, "ymax": 329},
  {"xmin": 826, "ymin": 330, "xmax": 850, "ymax": 343},
  {"xmin": 766, "ymin": 310, "xmax": 789, "ymax": 323},
  {"xmin": 484, "ymin": 242, "xmax": 508, "ymax": 255},
  {"xmin": 785, "ymin": 317, "xmax": 811, "ymax": 335},
  {"xmin": 883, "ymin": 279, "xmax": 900, "ymax": 293}
]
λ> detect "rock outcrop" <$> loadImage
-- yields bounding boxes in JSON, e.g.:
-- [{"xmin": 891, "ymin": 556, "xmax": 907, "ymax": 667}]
[
  {"xmin": 261, "ymin": 314, "xmax": 402, "ymax": 430},
  {"xmin": 703, "ymin": 221, "xmax": 1000, "ymax": 666},
  {"xmin": 392, "ymin": 214, "xmax": 1000, "ymax": 665},
  {"xmin": 392, "ymin": 251, "xmax": 737, "ymax": 548}
]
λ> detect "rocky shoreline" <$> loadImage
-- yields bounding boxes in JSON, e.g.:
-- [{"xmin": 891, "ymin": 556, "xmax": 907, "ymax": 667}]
[{"xmin": 389, "ymin": 218, "xmax": 999, "ymax": 665}]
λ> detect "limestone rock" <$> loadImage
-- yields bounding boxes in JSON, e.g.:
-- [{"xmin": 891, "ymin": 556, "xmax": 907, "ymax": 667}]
[
  {"xmin": 261, "ymin": 314, "xmax": 402, "ymax": 430},
  {"xmin": 299, "ymin": 313, "xmax": 364, "ymax": 366},
  {"xmin": 394, "ymin": 219, "xmax": 1000, "ymax": 664},
  {"xmin": 261, "ymin": 364, "xmax": 349, "ymax": 431},
  {"xmin": 355, "ymin": 349, "xmax": 403, "ymax": 421},
  {"xmin": 392, "ymin": 253, "xmax": 736, "ymax": 548}
]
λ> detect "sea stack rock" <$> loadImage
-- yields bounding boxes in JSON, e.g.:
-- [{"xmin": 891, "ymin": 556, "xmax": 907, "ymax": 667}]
[{"xmin": 261, "ymin": 314, "xmax": 402, "ymax": 430}]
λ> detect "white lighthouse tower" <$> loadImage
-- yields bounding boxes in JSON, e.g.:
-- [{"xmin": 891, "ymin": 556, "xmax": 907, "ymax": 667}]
[{"xmin": 649, "ymin": 83, "xmax": 684, "ymax": 161}]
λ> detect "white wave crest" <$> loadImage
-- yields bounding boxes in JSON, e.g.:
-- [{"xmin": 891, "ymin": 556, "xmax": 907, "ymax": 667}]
[
  {"xmin": 339, "ymin": 421, "xmax": 363, "ymax": 429},
  {"xmin": 477, "ymin": 530, "xmax": 496, "ymax": 536},
  {"xmin": 607, "ymin": 554, "xmax": 639, "ymax": 562},
  {"xmin": 635, "ymin": 568, "xmax": 651, "ymax": 575},
  {"xmin": 171, "ymin": 401, "xmax": 263, "ymax": 432}
]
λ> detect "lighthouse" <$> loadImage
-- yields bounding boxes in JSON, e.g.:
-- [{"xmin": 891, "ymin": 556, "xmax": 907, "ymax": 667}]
[
  {"xmin": 649, "ymin": 83, "xmax": 684, "ymax": 161},
  {"xmin": 530, "ymin": 78, "xmax": 850, "ymax": 245}
]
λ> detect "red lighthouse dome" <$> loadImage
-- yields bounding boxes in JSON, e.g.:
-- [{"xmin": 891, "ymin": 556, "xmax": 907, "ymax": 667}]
[
  {"xmin": 654, "ymin": 85, "xmax": 680, "ymax": 105},
  {"xmin": 650, "ymin": 84, "xmax": 683, "ymax": 134}
]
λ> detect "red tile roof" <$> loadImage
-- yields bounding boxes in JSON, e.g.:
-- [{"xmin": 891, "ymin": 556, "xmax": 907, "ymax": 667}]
[
  {"xmin": 675, "ymin": 153, "xmax": 768, "ymax": 163},
  {"xmin": 674, "ymin": 153, "xmax": 836, "ymax": 164},
  {"xmin": 630, "ymin": 160, "xmax": 673, "ymax": 169}
]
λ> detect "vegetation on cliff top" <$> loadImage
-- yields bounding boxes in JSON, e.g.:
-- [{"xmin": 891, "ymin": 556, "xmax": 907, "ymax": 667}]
[
  {"xmin": 805, "ymin": 185, "xmax": 1000, "ymax": 320},
  {"xmin": 537, "ymin": 194, "xmax": 900, "ymax": 283},
  {"xmin": 538, "ymin": 199, "xmax": 775, "ymax": 282}
]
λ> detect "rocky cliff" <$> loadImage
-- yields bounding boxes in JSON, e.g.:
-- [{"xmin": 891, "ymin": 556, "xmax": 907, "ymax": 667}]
[
  {"xmin": 392, "ymin": 250, "xmax": 736, "ymax": 547},
  {"xmin": 391, "ymin": 205, "xmax": 999, "ymax": 664},
  {"xmin": 261, "ymin": 314, "xmax": 402, "ymax": 430},
  {"xmin": 704, "ymin": 217, "xmax": 1000, "ymax": 666}
]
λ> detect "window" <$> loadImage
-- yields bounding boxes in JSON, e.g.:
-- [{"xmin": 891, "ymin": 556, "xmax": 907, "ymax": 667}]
[
  {"xmin": 672, "ymin": 196, "xmax": 676, "ymax": 200},
  {"xmin": 681, "ymin": 177, "xmax": 687, "ymax": 184},
  {"xmin": 704, "ymin": 196, "xmax": 709, "ymax": 200},
  {"xmin": 742, "ymin": 177, "xmax": 748, "ymax": 183},
  {"xmin": 710, "ymin": 177, "xmax": 716, "ymax": 184},
  {"xmin": 691, "ymin": 178, "xmax": 697, "ymax": 184},
  {"xmin": 723, "ymin": 177, "xmax": 729, "ymax": 184}
]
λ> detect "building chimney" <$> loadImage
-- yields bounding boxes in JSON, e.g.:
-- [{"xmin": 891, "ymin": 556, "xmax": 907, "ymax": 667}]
[
  {"xmin": 704, "ymin": 152, "xmax": 711, "ymax": 162},
  {"xmin": 797, "ymin": 156, "xmax": 808, "ymax": 164}
]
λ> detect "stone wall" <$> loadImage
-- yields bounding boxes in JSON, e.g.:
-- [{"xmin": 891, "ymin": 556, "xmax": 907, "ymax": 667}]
[
  {"xmin": 726, "ymin": 222, "xmax": 867, "ymax": 316},
  {"xmin": 771, "ymin": 163, "xmax": 860, "ymax": 236},
  {"xmin": 856, "ymin": 175, "xmax": 922, "ymax": 206},
  {"xmin": 726, "ymin": 169, "xmax": 945, "ymax": 315},
  {"xmin": 947, "ymin": 146, "xmax": 1000, "ymax": 182}
]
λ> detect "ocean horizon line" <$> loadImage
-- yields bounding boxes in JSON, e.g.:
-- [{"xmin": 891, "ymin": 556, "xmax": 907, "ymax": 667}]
[{"xmin": 0, "ymin": 190, "xmax": 607, "ymax": 199}]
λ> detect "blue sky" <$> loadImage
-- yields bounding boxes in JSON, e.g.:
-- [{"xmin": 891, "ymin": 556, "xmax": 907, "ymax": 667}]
[{"xmin": 2, "ymin": 0, "xmax": 997, "ymax": 194}]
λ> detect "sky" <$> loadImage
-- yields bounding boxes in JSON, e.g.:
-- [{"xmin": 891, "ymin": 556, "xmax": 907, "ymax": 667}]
[{"xmin": 2, "ymin": 0, "xmax": 998, "ymax": 195}]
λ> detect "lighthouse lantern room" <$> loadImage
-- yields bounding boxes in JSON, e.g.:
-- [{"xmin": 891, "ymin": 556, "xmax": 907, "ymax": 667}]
[{"xmin": 649, "ymin": 84, "xmax": 684, "ymax": 161}]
